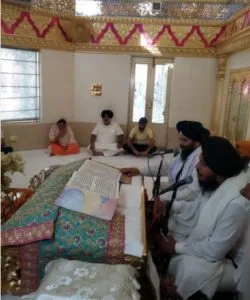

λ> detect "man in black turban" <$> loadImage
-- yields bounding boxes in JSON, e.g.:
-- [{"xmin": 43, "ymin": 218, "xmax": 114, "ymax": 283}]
[
  {"xmin": 197, "ymin": 136, "xmax": 246, "ymax": 192},
  {"xmin": 176, "ymin": 120, "xmax": 210, "ymax": 161},
  {"xmin": 156, "ymin": 136, "xmax": 249, "ymax": 300}
]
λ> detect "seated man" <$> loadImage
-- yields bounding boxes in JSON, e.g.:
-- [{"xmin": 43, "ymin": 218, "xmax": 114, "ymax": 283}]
[
  {"xmin": 1, "ymin": 128, "xmax": 13, "ymax": 154},
  {"xmin": 122, "ymin": 120, "xmax": 210, "ymax": 241},
  {"xmin": 123, "ymin": 117, "xmax": 156, "ymax": 156},
  {"xmin": 90, "ymin": 110, "xmax": 124, "ymax": 156},
  {"xmin": 157, "ymin": 137, "xmax": 249, "ymax": 300},
  {"xmin": 49, "ymin": 118, "xmax": 80, "ymax": 156}
]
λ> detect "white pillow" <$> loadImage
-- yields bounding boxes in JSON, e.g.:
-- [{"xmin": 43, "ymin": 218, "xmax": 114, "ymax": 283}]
[{"xmin": 22, "ymin": 259, "xmax": 140, "ymax": 300}]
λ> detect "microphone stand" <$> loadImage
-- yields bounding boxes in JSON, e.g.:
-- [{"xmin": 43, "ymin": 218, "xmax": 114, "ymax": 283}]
[
  {"xmin": 153, "ymin": 154, "xmax": 164, "ymax": 197},
  {"xmin": 157, "ymin": 187, "xmax": 178, "ymax": 277},
  {"xmin": 161, "ymin": 187, "xmax": 177, "ymax": 237},
  {"xmin": 147, "ymin": 154, "xmax": 164, "ymax": 220}
]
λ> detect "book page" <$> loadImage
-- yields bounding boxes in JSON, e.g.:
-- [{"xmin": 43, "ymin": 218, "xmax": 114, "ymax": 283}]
[{"xmin": 67, "ymin": 159, "xmax": 121, "ymax": 198}]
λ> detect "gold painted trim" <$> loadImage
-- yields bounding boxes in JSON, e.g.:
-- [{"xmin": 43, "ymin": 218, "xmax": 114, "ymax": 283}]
[
  {"xmin": 216, "ymin": 27, "xmax": 250, "ymax": 55},
  {"xmin": 223, "ymin": 67, "xmax": 250, "ymax": 143},
  {"xmin": 2, "ymin": 1, "xmax": 249, "ymax": 57},
  {"xmin": 1, "ymin": 35, "xmax": 74, "ymax": 52},
  {"xmin": 84, "ymin": 16, "xmax": 224, "ymax": 27},
  {"xmin": 211, "ymin": 55, "xmax": 228, "ymax": 134},
  {"xmin": 2, "ymin": 37, "xmax": 217, "ymax": 57},
  {"xmin": 75, "ymin": 45, "xmax": 216, "ymax": 57},
  {"xmin": 226, "ymin": 3, "xmax": 250, "ymax": 24},
  {"xmin": 229, "ymin": 67, "xmax": 250, "ymax": 74}
]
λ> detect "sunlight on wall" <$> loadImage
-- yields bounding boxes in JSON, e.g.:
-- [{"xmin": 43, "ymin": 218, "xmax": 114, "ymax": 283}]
[{"xmin": 140, "ymin": 34, "xmax": 162, "ymax": 56}]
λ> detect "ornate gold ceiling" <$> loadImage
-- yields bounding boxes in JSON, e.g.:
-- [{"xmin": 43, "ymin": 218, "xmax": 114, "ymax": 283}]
[
  {"xmin": 21, "ymin": 0, "xmax": 250, "ymax": 20},
  {"xmin": 1, "ymin": 0, "xmax": 250, "ymax": 57}
]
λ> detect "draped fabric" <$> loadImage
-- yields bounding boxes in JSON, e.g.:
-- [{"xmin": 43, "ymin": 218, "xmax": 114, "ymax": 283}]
[{"xmin": 1, "ymin": 160, "xmax": 125, "ymax": 295}]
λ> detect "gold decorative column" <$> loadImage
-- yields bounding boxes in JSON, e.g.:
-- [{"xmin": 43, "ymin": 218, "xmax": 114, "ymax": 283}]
[{"xmin": 211, "ymin": 55, "xmax": 228, "ymax": 135}]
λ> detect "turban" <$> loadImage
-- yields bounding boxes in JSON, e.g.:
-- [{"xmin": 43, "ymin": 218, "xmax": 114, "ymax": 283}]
[
  {"xmin": 139, "ymin": 117, "xmax": 148, "ymax": 125},
  {"xmin": 201, "ymin": 136, "xmax": 245, "ymax": 178},
  {"xmin": 176, "ymin": 120, "xmax": 210, "ymax": 142}
]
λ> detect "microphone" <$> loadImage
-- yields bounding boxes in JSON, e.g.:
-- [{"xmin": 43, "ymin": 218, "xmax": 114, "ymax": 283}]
[
  {"xmin": 158, "ymin": 176, "xmax": 193, "ymax": 195},
  {"xmin": 149, "ymin": 148, "xmax": 177, "ymax": 157}
]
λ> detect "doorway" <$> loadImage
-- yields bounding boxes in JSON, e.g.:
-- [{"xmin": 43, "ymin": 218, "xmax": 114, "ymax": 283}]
[{"xmin": 128, "ymin": 57, "xmax": 173, "ymax": 148}]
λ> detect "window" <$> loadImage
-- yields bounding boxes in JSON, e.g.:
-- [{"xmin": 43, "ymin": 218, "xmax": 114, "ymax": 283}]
[
  {"xmin": 1, "ymin": 48, "xmax": 40, "ymax": 122},
  {"xmin": 131, "ymin": 58, "xmax": 173, "ymax": 124}
]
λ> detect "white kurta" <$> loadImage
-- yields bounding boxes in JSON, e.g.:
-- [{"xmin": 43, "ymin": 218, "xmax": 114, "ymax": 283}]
[
  {"xmin": 92, "ymin": 122, "xmax": 123, "ymax": 146},
  {"xmin": 91, "ymin": 122, "xmax": 124, "ymax": 156},
  {"xmin": 169, "ymin": 171, "xmax": 250, "ymax": 300},
  {"xmin": 140, "ymin": 146, "xmax": 201, "ymax": 183},
  {"xmin": 140, "ymin": 147, "xmax": 202, "ymax": 241}
]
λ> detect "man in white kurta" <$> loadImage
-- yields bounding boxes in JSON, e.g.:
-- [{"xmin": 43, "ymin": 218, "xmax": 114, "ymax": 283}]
[
  {"xmin": 90, "ymin": 110, "xmax": 124, "ymax": 157},
  {"xmin": 121, "ymin": 120, "xmax": 210, "ymax": 241},
  {"xmin": 156, "ymin": 137, "xmax": 250, "ymax": 300}
]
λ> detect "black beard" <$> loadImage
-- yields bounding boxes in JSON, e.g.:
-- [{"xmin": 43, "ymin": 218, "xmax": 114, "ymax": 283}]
[
  {"xmin": 180, "ymin": 148, "xmax": 194, "ymax": 161},
  {"xmin": 198, "ymin": 179, "xmax": 218, "ymax": 194}
]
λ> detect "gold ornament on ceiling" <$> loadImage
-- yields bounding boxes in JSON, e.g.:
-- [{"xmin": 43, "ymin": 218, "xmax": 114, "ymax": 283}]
[{"xmin": 65, "ymin": 19, "xmax": 92, "ymax": 42}]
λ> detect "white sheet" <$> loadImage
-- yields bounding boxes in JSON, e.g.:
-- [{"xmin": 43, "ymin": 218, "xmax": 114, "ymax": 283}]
[
  {"xmin": 119, "ymin": 177, "xmax": 143, "ymax": 257},
  {"xmin": 11, "ymin": 148, "xmax": 92, "ymax": 188}
]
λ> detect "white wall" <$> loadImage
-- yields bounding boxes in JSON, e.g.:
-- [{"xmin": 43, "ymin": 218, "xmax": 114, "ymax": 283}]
[
  {"xmin": 39, "ymin": 51, "xmax": 217, "ymax": 129},
  {"xmin": 219, "ymin": 49, "xmax": 250, "ymax": 134},
  {"xmin": 169, "ymin": 57, "xmax": 217, "ymax": 128},
  {"xmin": 74, "ymin": 53, "xmax": 131, "ymax": 124},
  {"xmin": 41, "ymin": 49, "xmax": 75, "ymax": 123}
]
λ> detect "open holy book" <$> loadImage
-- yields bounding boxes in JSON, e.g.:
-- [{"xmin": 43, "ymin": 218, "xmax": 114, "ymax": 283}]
[{"xmin": 55, "ymin": 159, "xmax": 121, "ymax": 220}]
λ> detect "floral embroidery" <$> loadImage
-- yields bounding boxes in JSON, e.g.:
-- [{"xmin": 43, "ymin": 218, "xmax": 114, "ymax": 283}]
[
  {"xmin": 76, "ymin": 286, "xmax": 95, "ymax": 298},
  {"xmin": 88, "ymin": 272, "xmax": 97, "ymax": 279},
  {"xmin": 2, "ymin": 160, "xmax": 85, "ymax": 245},
  {"xmin": 73, "ymin": 236, "xmax": 80, "ymax": 243},
  {"xmin": 24, "ymin": 259, "xmax": 140, "ymax": 299},
  {"xmin": 56, "ymin": 276, "xmax": 72, "ymax": 286},
  {"xmin": 43, "ymin": 210, "xmax": 51, "ymax": 217},
  {"xmin": 86, "ymin": 228, "xmax": 96, "ymax": 235},
  {"xmin": 46, "ymin": 283, "xmax": 58, "ymax": 290},
  {"xmin": 73, "ymin": 267, "xmax": 89, "ymax": 278},
  {"xmin": 110, "ymin": 286, "xmax": 118, "ymax": 292},
  {"xmin": 98, "ymin": 238, "xmax": 106, "ymax": 247},
  {"xmin": 3, "ymin": 159, "xmax": 125, "ymax": 294},
  {"xmin": 62, "ymin": 223, "xmax": 72, "ymax": 231}
]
